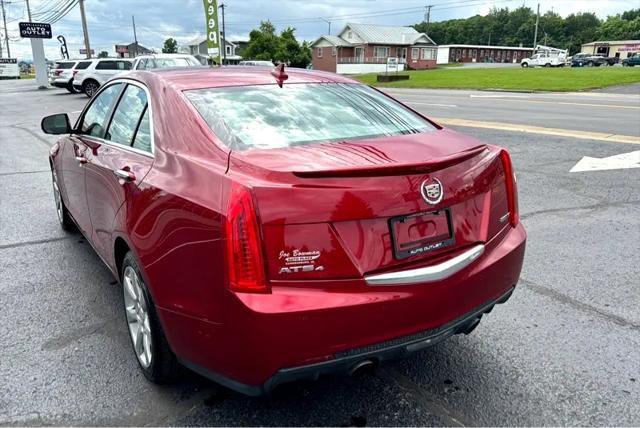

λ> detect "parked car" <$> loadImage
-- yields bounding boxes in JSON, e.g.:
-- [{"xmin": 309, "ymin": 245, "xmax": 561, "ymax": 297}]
[
  {"xmin": 72, "ymin": 58, "xmax": 133, "ymax": 97},
  {"xmin": 41, "ymin": 66, "xmax": 526, "ymax": 395},
  {"xmin": 131, "ymin": 53, "xmax": 202, "ymax": 70},
  {"xmin": 570, "ymin": 53, "xmax": 611, "ymax": 67},
  {"xmin": 49, "ymin": 59, "xmax": 92, "ymax": 93},
  {"xmin": 238, "ymin": 60, "xmax": 274, "ymax": 66},
  {"xmin": 622, "ymin": 53, "xmax": 640, "ymax": 67}
]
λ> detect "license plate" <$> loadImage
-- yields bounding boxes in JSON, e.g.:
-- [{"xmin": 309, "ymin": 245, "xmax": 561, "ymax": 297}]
[{"xmin": 389, "ymin": 209, "xmax": 454, "ymax": 260}]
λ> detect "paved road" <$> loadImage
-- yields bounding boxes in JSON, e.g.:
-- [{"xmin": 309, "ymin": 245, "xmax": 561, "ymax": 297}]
[
  {"xmin": 382, "ymin": 87, "xmax": 640, "ymax": 137},
  {"xmin": 1, "ymin": 79, "xmax": 639, "ymax": 426}
]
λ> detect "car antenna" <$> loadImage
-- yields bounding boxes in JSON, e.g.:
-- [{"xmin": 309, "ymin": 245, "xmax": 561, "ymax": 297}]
[{"xmin": 270, "ymin": 63, "xmax": 288, "ymax": 88}]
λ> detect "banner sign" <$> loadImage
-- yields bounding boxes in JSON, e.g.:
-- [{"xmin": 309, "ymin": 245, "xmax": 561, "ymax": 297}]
[
  {"xmin": 19, "ymin": 22, "xmax": 52, "ymax": 39},
  {"xmin": 202, "ymin": 0, "xmax": 221, "ymax": 65},
  {"xmin": 0, "ymin": 58, "xmax": 19, "ymax": 77}
]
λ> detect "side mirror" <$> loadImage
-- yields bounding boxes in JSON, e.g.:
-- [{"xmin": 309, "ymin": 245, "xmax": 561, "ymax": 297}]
[{"xmin": 41, "ymin": 113, "xmax": 72, "ymax": 135}]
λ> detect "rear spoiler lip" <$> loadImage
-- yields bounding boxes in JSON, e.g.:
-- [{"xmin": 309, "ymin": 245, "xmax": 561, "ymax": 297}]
[{"xmin": 292, "ymin": 145, "xmax": 488, "ymax": 178}]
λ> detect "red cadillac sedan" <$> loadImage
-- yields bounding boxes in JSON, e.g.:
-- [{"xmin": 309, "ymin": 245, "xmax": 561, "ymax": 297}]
[{"xmin": 41, "ymin": 66, "xmax": 526, "ymax": 395}]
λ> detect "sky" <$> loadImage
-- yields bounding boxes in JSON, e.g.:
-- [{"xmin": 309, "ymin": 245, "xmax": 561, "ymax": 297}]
[{"xmin": 1, "ymin": 0, "xmax": 637, "ymax": 61}]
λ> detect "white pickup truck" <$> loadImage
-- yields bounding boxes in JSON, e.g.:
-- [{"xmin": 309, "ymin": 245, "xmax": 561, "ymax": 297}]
[{"xmin": 521, "ymin": 45, "xmax": 568, "ymax": 68}]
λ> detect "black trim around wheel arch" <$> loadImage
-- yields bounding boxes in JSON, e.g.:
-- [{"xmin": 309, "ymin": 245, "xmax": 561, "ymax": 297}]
[{"xmin": 179, "ymin": 285, "xmax": 516, "ymax": 396}]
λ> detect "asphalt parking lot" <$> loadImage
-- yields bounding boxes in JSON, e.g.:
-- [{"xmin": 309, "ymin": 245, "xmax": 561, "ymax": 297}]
[{"xmin": 1, "ymin": 79, "xmax": 639, "ymax": 426}]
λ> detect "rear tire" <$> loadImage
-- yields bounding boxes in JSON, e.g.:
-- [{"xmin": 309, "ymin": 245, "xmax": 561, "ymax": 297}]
[
  {"xmin": 544, "ymin": 63, "xmax": 551, "ymax": 67},
  {"xmin": 83, "ymin": 79, "xmax": 100, "ymax": 98},
  {"xmin": 587, "ymin": 61, "xmax": 594, "ymax": 67},
  {"xmin": 521, "ymin": 62, "xmax": 529, "ymax": 68},
  {"xmin": 121, "ymin": 252, "xmax": 179, "ymax": 383}
]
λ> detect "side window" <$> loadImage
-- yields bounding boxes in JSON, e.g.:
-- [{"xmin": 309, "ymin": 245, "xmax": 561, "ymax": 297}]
[
  {"xmin": 132, "ymin": 108, "xmax": 151, "ymax": 153},
  {"xmin": 75, "ymin": 61, "xmax": 92, "ymax": 70},
  {"xmin": 106, "ymin": 84, "xmax": 148, "ymax": 146},
  {"xmin": 119, "ymin": 61, "xmax": 132, "ymax": 70},
  {"xmin": 136, "ymin": 59, "xmax": 147, "ymax": 70},
  {"xmin": 95, "ymin": 61, "xmax": 115, "ymax": 70},
  {"xmin": 80, "ymin": 83, "xmax": 123, "ymax": 138}
]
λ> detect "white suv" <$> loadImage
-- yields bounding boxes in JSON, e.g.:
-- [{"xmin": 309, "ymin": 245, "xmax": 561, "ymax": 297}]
[
  {"xmin": 49, "ymin": 59, "xmax": 93, "ymax": 93},
  {"xmin": 72, "ymin": 58, "xmax": 133, "ymax": 97},
  {"xmin": 131, "ymin": 53, "xmax": 202, "ymax": 70}
]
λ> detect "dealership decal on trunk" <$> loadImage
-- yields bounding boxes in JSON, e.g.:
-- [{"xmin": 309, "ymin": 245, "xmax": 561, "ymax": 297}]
[{"xmin": 278, "ymin": 249, "xmax": 324, "ymax": 274}]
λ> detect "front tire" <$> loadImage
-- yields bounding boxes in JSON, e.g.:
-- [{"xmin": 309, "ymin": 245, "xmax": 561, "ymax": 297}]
[
  {"xmin": 66, "ymin": 81, "xmax": 78, "ymax": 93},
  {"xmin": 121, "ymin": 252, "xmax": 179, "ymax": 383},
  {"xmin": 521, "ymin": 62, "xmax": 529, "ymax": 68},
  {"xmin": 51, "ymin": 168, "xmax": 74, "ymax": 231}
]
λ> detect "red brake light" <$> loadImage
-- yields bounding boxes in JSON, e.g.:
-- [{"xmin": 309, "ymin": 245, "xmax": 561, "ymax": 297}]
[
  {"xmin": 73, "ymin": 70, "xmax": 78, "ymax": 77},
  {"xmin": 500, "ymin": 150, "xmax": 519, "ymax": 227},
  {"xmin": 225, "ymin": 184, "xmax": 269, "ymax": 293}
]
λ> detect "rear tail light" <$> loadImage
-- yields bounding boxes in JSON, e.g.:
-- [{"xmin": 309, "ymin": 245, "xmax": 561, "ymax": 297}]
[
  {"xmin": 54, "ymin": 70, "xmax": 63, "ymax": 76},
  {"xmin": 225, "ymin": 184, "xmax": 269, "ymax": 293},
  {"xmin": 500, "ymin": 150, "xmax": 519, "ymax": 227},
  {"xmin": 72, "ymin": 70, "xmax": 78, "ymax": 77}
]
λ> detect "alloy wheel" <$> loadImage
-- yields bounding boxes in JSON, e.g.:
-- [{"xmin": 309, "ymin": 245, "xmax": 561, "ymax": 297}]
[
  {"xmin": 85, "ymin": 82, "xmax": 98, "ymax": 97},
  {"xmin": 123, "ymin": 266, "xmax": 153, "ymax": 368}
]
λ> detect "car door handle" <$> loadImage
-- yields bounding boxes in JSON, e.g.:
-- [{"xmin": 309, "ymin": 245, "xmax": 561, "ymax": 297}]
[
  {"xmin": 114, "ymin": 169, "xmax": 136, "ymax": 182},
  {"xmin": 75, "ymin": 156, "xmax": 87, "ymax": 164}
]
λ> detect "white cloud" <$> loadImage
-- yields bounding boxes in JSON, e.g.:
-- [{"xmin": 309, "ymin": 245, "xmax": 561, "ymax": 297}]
[{"xmin": 2, "ymin": 0, "xmax": 635, "ymax": 61}]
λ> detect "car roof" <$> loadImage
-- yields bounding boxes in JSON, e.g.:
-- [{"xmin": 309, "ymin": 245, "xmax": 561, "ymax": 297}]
[{"xmin": 143, "ymin": 66, "xmax": 357, "ymax": 91}]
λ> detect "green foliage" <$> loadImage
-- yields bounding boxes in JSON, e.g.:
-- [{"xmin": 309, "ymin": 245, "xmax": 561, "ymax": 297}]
[
  {"xmin": 244, "ymin": 21, "xmax": 311, "ymax": 68},
  {"xmin": 355, "ymin": 68, "xmax": 640, "ymax": 92},
  {"xmin": 162, "ymin": 38, "xmax": 178, "ymax": 54},
  {"xmin": 98, "ymin": 51, "xmax": 109, "ymax": 58},
  {"xmin": 414, "ymin": 7, "xmax": 640, "ymax": 54}
]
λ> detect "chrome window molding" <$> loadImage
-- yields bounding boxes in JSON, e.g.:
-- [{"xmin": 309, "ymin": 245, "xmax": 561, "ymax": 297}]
[{"xmin": 74, "ymin": 78, "xmax": 156, "ymax": 158}]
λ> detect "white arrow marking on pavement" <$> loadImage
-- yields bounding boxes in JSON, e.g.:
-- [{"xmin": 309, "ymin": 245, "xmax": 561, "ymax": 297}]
[{"xmin": 570, "ymin": 150, "xmax": 640, "ymax": 172}]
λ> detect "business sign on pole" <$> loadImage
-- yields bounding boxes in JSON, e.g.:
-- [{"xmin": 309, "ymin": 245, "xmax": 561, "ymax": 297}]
[
  {"xmin": 0, "ymin": 58, "xmax": 19, "ymax": 78},
  {"xmin": 202, "ymin": 0, "xmax": 221, "ymax": 65},
  {"xmin": 19, "ymin": 22, "xmax": 52, "ymax": 39}
]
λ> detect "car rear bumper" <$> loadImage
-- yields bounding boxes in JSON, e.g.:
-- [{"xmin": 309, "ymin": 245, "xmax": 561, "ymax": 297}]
[
  {"xmin": 50, "ymin": 78, "xmax": 71, "ymax": 87},
  {"xmin": 179, "ymin": 285, "xmax": 515, "ymax": 396},
  {"xmin": 159, "ymin": 222, "xmax": 526, "ymax": 395}
]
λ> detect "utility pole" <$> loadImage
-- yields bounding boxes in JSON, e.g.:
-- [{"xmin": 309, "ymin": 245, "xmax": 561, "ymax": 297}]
[
  {"xmin": 533, "ymin": 2, "xmax": 539, "ymax": 48},
  {"xmin": 132, "ymin": 15, "xmax": 138, "ymax": 57},
  {"xmin": 1, "ymin": 0, "xmax": 10, "ymax": 58},
  {"xmin": 79, "ymin": 0, "xmax": 92, "ymax": 58},
  {"xmin": 219, "ymin": 3, "xmax": 226, "ymax": 62},
  {"xmin": 25, "ymin": 0, "xmax": 32, "ymax": 20},
  {"xmin": 424, "ymin": 4, "xmax": 433, "ymax": 34}
]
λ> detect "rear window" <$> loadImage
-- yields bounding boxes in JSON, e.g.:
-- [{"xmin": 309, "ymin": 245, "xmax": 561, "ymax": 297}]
[
  {"xmin": 185, "ymin": 83, "xmax": 436, "ymax": 151},
  {"xmin": 55, "ymin": 62, "xmax": 75, "ymax": 69},
  {"xmin": 96, "ymin": 60, "xmax": 131, "ymax": 70},
  {"xmin": 75, "ymin": 61, "xmax": 92, "ymax": 70}
]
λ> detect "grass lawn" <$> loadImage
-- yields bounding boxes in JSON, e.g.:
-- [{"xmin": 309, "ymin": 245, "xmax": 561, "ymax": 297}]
[{"xmin": 354, "ymin": 67, "xmax": 640, "ymax": 92}]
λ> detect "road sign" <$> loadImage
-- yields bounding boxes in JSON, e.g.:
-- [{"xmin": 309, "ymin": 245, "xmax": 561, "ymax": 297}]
[
  {"xmin": 0, "ymin": 58, "xmax": 19, "ymax": 78},
  {"xmin": 19, "ymin": 22, "xmax": 52, "ymax": 39},
  {"xmin": 79, "ymin": 48, "xmax": 95, "ymax": 55},
  {"xmin": 202, "ymin": 0, "xmax": 221, "ymax": 64}
]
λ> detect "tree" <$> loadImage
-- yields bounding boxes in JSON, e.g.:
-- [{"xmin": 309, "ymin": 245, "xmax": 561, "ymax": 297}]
[
  {"xmin": 244, "ymin": 21, "xmax": 311, "ymax": 68},
  {"xmin": 98, "ymin": 51, "xmax": 109, "ymax": 58},
  {"xmin": 162, "ymin": 38, "xmax": 178, "ymax": 54},
  {"xmin": 244, "ymin": 21, "xmax": 280, "ymax": 61}
]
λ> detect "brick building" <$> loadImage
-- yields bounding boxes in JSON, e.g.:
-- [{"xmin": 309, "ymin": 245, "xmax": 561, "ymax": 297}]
[{"xmin": 311, "ymin": 23, "xmax": 437, "ymax": 74}]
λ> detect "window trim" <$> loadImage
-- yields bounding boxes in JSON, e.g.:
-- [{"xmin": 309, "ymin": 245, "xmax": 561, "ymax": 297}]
[
  {"xmin": 316, "ymin": 47, "xmax": 323, "ymax": 57},
  {"xmin": 75, "ymin": 78, "xmax": 156, "ymax": 158}
]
